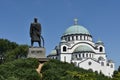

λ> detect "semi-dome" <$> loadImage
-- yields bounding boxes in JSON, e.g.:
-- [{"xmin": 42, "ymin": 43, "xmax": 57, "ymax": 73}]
[
  {"xmin": 63, "ymin": 19, "xmax": 90, "ymax": 36},
  {"xmin": 74, "ymin": 45, "xmax": 94, "ymax": 53},
  {"xmin": 49, "ymin": 50, "xmax": 57, "ymax": 56}
]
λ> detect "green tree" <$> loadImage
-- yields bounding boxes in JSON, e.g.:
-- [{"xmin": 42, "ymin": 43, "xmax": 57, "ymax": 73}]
[
  {"xmin": 5, "ymin": 45, "xmax": 28, "ymax": 62},
  {"xmin": 0, "ymin": 39, "xmax": 18, "ymax": 54},
  {"xmin": 112, "ymin": 72, "xmax": 120, "ymax": 80},
  {"xmin": 0, "ymin": 58, "xmax": 41, "ymax": 80},
  {"xmin": 118, "ymin": 66, "xmax": 120, "ymax": 72},
  {"xmin": 7, "ymin": 76, "xmax": 19, "ymax": 80},
  {"xmin": 0, "ymin": 75, "xmax": 5, "ymax": 80}
]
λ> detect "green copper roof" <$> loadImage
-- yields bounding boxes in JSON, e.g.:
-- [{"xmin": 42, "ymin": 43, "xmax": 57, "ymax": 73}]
[
  {"xmin": 96, "ymin": 39, "xmax": 104, "ymax": 45},
  {"xmin": 74, "ymin": 45, "xmax": 93, "ymax": 53},
  {"xmin": 63, "ymin": 25, "xmax": 90, "ymax": 36},
  {"xmin": 49, "ymin": 50, "xmax": 57, "ymax": 55},
  {"xmin": 97, "ymin": 40, "xmax": 103, "ymax": 43}
]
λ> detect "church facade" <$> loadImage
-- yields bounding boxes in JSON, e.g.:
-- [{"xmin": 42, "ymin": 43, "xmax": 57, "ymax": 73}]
[{"xmin": 47, "ymin": 19, "xmax": 115, "ymax": 77}]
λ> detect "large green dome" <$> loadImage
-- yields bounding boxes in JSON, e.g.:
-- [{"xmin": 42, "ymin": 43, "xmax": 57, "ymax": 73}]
[{"xmin": 63, "ymin": 25, "xmax": 90, "ymax": 36}]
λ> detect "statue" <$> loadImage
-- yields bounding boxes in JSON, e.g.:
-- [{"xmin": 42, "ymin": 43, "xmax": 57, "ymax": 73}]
[
  {"xmin": 30, "ymin": 18, "xmax": 41, "ymax": 47},
  {"xmin": 28, "ymin": 18, "xmax": 47, "ymax": 60},
  {"xmin": 30, "ymin": 18, "xmax": 44, "ymax": 47}
]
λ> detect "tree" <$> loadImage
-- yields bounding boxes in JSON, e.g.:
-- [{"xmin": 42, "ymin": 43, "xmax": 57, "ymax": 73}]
[
  {"xmin": 0, "ymin": 39, "xmax": 18, "ymax": 54},
  {"xmin": 0, "ymin": 58, "xmax": 41, "ymax": 80},
  {"xmin": 7, "ymin": 76, "xmax": 19, "ymax": 80},
  {"xmin": 118, "ymin": 66, "xmax": 120, "ymax": 72},
  {"xmin": 112, "ymin": 72, "xmax": 120, "ymax": 80},
  {"xmin": 0, "ymin": 39, "xmax": 19, "ymax": 63},
  {"xmin": 5, "ymin": 45, "xmax": 28, "ymax": 62},
  {"xmin": 112, "ymin": 66, "xmax": 120, "ymax": 80}
]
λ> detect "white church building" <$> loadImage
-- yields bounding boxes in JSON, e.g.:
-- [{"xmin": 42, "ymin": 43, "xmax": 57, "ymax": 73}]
[{"xmin": 47, "ymin": 19, "xmax": 115, "ymax": 77}]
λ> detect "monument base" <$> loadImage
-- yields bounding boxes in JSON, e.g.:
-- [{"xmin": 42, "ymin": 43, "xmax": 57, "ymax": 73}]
[{"xmin": 27, "ymin": 47, "xmax": 46, "ymax": 58}]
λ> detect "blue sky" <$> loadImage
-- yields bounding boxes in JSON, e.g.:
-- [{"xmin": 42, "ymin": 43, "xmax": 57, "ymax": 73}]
[{"xmin": 0, "ymin": 0, "xmax": 120, "ymax": 69}]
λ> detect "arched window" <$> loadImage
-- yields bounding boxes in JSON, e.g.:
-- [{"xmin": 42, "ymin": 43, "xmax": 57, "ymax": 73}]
[
  {"xmin": 68, "ymin": 37, "xmax": 70, "ymax": 41},
  {"xmin": 79, "ymin": 54, "xmax": 81, "ymax": 57},
  {"xmin": 89, "ymin": 54, "xmax": 91, "ymax": 58},
  {"xmin": 76, "ymin": 36, "xmax": 78, "ymax": 40},
  {"xmin": 80, "ymin": 36, "xmax": 82, "ymax": 40},
  {"xmin": 76, "ymin": 55, "xmax": 77, "ymax": 58},
  {"xmin": 84, "ymin": 36, "xmax": 86, "ymax": 40},
  {"xmin": 100, "ymin": 47, "xmax": 103, "ymax": 52},
  {"xmin": 107, "ymin": 63, "xmax": 109, "ymax": 66},
  {"xmin": 63, "ymin": 46, "xmax": 67, "ymax": 52},
  {"xmin": 83, "ymin": 54, "xmax": 85, "ymax": 58},
  {"xmin": 101, "ymin": 62, "xmax": 104, "ymax": 66},
  {"xmin": 86, "ymin": 54, "xmax": 88, "ymax": 57},
  {"xmin": 111, "ymin": 64, "xmax": 113, "ymax": 68}
]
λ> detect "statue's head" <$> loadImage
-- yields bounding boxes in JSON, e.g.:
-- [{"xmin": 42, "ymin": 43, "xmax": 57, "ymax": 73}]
[{"xmin": 34, "ymin": 18, "xmax": 38, "ymax": 23}]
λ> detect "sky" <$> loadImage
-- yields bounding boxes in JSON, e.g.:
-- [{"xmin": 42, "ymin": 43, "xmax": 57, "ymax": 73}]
[{"xmin": 0, "ymin": 0, "xmax": 120, "ymax": 69}]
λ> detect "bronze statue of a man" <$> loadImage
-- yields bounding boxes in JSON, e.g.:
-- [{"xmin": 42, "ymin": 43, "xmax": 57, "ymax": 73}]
[{"xmin": 30, "ymin": 18, "xmax": 41, "ymax": 47}]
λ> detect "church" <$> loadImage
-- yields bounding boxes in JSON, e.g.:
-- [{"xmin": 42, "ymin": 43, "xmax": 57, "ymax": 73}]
[{"xmin": 47, "ymin": 19, "xmax": 115, "ymax": 77}]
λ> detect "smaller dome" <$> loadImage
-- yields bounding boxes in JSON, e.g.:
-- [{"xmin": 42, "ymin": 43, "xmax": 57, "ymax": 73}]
[
  {"xmin": 96, "ymin": 39, "xmax": 104, "ymax": 45},
  {"xmin": 97, "ymin": 40, "xmax": 103, "ymax": 43},
  {"xmin": 74, "ymin": 45, "xmax": 94, "ymax": 53},
  {"xmin": 49, "ymin": 50, "xmax": 57, "ymax": 56}
]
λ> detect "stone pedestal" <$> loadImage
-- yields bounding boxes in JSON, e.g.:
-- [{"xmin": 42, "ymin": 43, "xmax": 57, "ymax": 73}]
[{"xmin": 27, "ymin": 47, "xmax": 46, "ymax": 58}]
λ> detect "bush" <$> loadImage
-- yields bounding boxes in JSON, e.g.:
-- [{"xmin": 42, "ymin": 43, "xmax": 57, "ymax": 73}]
[{"xmin": 0, "ymin": 58, "xmax": 40, "ymax": 80}]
